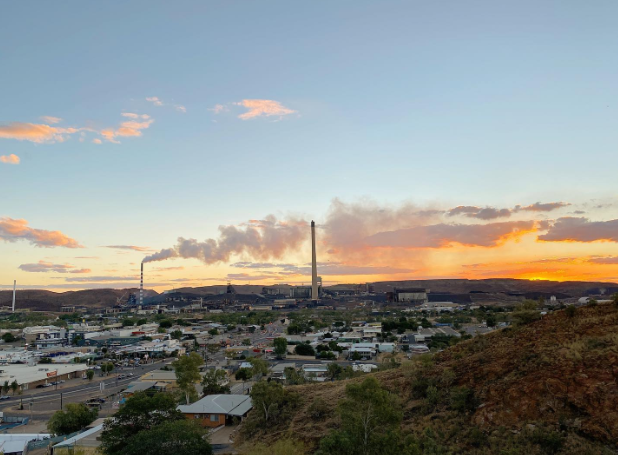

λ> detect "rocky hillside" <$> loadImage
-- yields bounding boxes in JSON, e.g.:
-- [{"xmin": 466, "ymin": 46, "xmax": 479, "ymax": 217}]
[{"xmin": 240, "ymin": 302, "xmax": 618, "ymax": 454}]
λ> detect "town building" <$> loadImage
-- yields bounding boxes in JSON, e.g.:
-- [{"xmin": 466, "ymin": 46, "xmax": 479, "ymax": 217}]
[{"xmin": 177, "ymin": 394, "xmax": 252, "ymax": 428}]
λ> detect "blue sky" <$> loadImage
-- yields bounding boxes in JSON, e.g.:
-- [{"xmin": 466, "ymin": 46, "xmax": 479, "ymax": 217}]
[{"xmin": 1, "ymin": 1, "xmax": 618, "ymax": 290}]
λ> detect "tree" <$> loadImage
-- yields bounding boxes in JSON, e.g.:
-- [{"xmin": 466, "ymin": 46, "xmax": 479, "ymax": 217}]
[
  {"xmin": 485, "ymin": 314, "xmax": 497, "ymax": 328},
  {"xmin": 122, "ymin": 319, "xmax": 135, "ymax": 327},
  {"xmin": 249, "ymin": 357, "xmax": 269, "ymax": 379},
  {"xmin": 246, "ymin": 439, "xmax": 305, "ymax": 455},
  {"xmin": 202, "ymin": 369, "xmax": 230, "ymax": 395},
  {"xmin": 47, "ymin": 403, "xmax": 98, "ymax": 436},
  {"xmin": 137, "ymin": 318, "xmax": 148, "ymax": 326},
  {"xmin": 10, "ymin": 380, "xmax": 18, "ymax": 395},
  {"xmin": 565, "ymin": 305, "xmax": 577, "ymax": 318},
  {"xmin": 86, "ymin": 369, "xmax": 95, "ymax": 381},
  {"xmin": 284, "ymin": 367, "xmax": 306, "ymax": 385},
  {"xmin": 235, "ymin": 367, "xmax": 253, "ymax": 383},
  {"xmin": 295, "ymin": 344, "xmax": 315, "ymax": 356},
  {"xmin": 512, "ymin": 300, "xmax": 541, "ymax": 326},
  {"xmin": 208, "ymin": 328, "xmax": 219, "ymax": 336},
  {"xmin": 242, "ymin": 338, "xmax": 252, "ymax": 346},
  {"xmin": 318, "ymin": 377, "xmax": 402, "ymax": 455},
  {"xmin": 2, "ymin": 381, "xmax": 9, "ymax": 396},
  {"xmin": 170, "ymin": 329, "xmax": 183, "ymax": 340},
  {"xmin": 120, "ymin": 420, "xmax": 212, "ymax": 455},
  {"xmin": 273, "ymin": 337, "xmax": 288, "ymax": 359},
  {"xmin": 100, "ymin": 392, "xmax": 184, "ymax": 455},
  {"xmin": 1, "ymin": 332, "xmax": 16, "ymax": 343},
  {"xmin": 101, "ymin": 362, "xmax": 114, "ymax": 376},
  {"xmin": 172, "ymin": 352, "xmax": 203, "ymax": 405},
  {"xmin": 613, "ymin": 293, "xmax": 618, "ymax": 307},
  {"xmin": 206, "ymin": 344, "xmax": 220, "ymax": 364},
  {"xmin": 159, "ymin": 320, "xmax": 173, "ymax": 329},
  {"xmin": 327, "ymin": 363, "xmax": 343, "ymax": 380},
  {"xmin": 249, "ymin": 381, "xmax": 300, "ymax": 425},
  {"xmin": 39, "ymin": 357, "xmax": 53, "ymax": 364}
]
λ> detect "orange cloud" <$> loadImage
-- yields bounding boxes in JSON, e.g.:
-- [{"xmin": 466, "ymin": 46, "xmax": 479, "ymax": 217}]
[
  {"xmin": 365, "ymin": 220, "xmax": 544, "ymax": 249},
  {"xmin": 101, "ymin": 118, "xmax": 153, "ymax": 142},
  {"xmin": 236, "ymin": 99, "xmax": 296, "ymax": 120},
  {"xmin": 0, "ymin": 122, "xmax": 79, "ymax": 143},
  {"xmin": 0, "ymin": 154, "xmax": 20, "ymax": 165},
  {"xmin": 0, "ymin": 217, "xmax": 82, "ymax": 248},
  {"xmin": 92, "ymin": 138, "xmax": 102, "ymax": 144}
]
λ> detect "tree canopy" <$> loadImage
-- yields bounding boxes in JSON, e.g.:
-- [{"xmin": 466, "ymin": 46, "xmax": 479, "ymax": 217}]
[
  {"xmin": 47, "ymin": 403, "xmax": 98, "ymax": 436},
  {"xmin": 120, "ymin": 419, "xmax": 212, "ymax": 455},
  {"xmin": 100, "ymin": 392, "xmax": 184, "ymax": 455},
  {"xmin": 173, "ymin": 352, "xmax": 204, "ymax": 404}
]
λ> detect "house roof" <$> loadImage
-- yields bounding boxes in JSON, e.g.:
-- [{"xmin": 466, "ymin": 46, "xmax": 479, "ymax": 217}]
[
  {"xmin": 53, "ymin": 424, "xmax": 104, "ymax": 448},
  {"xmin": 177, "ymin": 394, "xmax": 252, "ymax": 416}
]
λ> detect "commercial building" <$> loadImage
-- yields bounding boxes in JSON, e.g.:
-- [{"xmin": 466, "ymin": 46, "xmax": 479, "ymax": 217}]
[
  {"xmin": 23, "ymin": 326, "xmax": 68, "ymax": 350},
  {"xmin": 0, "ymin": 364, "xmax": 87, "ymax": 391},
  {"xmin": 394, "ymin": 288, "xmax": 428, "ymax": 304}
]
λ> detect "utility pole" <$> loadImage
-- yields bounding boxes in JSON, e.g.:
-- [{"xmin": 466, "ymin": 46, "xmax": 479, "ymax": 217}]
[{"xmin": 60, "ymin": 392, "xmax": 63, "ymax": 410}]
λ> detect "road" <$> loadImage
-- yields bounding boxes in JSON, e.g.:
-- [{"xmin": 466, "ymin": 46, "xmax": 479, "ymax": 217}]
[{"xmin": 1, "ymin": 360, "xmax": 172, "ymax": 420}]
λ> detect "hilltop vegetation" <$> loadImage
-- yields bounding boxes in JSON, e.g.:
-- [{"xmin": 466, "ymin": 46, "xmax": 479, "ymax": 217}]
[{"xmin": 239, "ymin": 301, "xmax": 618, "ymax": 454}]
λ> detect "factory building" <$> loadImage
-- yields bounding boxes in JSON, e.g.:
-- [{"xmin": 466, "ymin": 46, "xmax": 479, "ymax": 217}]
[{"xmin": 394, "ymin": 288, "xmax": 428, "ymax": 304}]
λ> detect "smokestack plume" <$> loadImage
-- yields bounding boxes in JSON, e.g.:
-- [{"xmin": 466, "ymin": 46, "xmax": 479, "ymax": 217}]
[
  {"xmin": 143, "ymin": 215, "xmax": 307, "ymax": 264},
  {"xmin": 311, "ymin": 221, "xmax": 318, "ymax": 300},
  {"xmin": 11, "ymin": 280, "xmax": 16, "ymax": 313},
  {"xmin": 140, "ymin": 263, "xmax": 144, "ymax": 306}
]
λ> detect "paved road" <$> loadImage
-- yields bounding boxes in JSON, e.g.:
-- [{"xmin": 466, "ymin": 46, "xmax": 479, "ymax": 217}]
[{"xmin": 1, "ymin": 360, "xmax": 172, "ymax": 419}]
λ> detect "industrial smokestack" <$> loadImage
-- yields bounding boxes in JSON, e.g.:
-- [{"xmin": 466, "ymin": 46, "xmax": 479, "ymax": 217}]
[
  {"xmin": 11, "ymin": 280, "xmax": 16, "ymax": 313},
  {"xmin": 140, "ymin": 263, "xmax": 144, "ymax": 306},
  {"xmin": 311, "ymin": 221, "xmax": 318, "ymax": 300}
]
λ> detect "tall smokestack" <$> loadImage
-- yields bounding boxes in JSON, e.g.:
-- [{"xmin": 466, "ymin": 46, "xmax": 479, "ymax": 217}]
[
  {"xmin": 311, "ymin": 221, "xmax": 318, "ymax": 300},
  {"xmin": 140, "ymin": 263, "xmax": 144, "ymax": 306},
  {"xmin": 11, "ymin": 280, "xmax": 16, "ymax": 313}
]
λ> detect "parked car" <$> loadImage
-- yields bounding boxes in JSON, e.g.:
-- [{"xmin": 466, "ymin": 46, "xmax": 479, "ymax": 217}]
[
  {"xmin": 86, "ymin": 397, "xmax": 105, "ymax": 404},
  {"xmin": 0, "ymin": 395, "xmax": 11, "ymax": 400}
]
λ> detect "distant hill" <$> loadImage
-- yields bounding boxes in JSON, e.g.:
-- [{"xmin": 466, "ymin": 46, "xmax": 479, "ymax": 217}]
[
  {"xmin": 2, "ymin": 278, "xmax": 616, "ymax": 311},
  {"xmin": 0, "ymin": 288, "xmax": 158, "ymax": 312}
]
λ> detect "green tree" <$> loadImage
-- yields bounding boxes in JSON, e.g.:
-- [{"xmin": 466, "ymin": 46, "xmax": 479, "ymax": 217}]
[
  {"xmin": 295, "ymin": 344, "xmax": 315, "ymax": 356},
  {"xmin": 248, "ymin": 357, "xmax": 269, "ymax": 379},
  {"xmin": 1, "ymin": 332, "xmax": 16, "ymax": 343},
  {"xmin": 242, "ymin": 338, "xmax": 252, "ymax": 346},
  {"xmin": 100, "ymin": 392, "xmax": 184, "ymax": 455},
  {"xmin": 273, "ymin": 337, "xmax": 288, "ymax": 359},
  {"xmin": 565, "ymin": 305, "xmax": 577, "ymax": 318},
  {"xmin": 235, "ymin": 367, "xmax": 253, "ymax": 383},
  {"xmin": 318, "ymin": 377, "xmax": 402, "ymax": 455},
  {"xmin": 512, "ymin": 300, "xmax": 541, "ymax": 326},
  {"xmin": 612, "ymin": 293, "xmax": 618, "ymax": 306},
  {"xmin": 249, "ymin": 381, "xmax": 300, "ymax": 424},
  {"xmin": 327, "ymin": 363, "xmax": 343, "ymax": 380},
  {"xmin": 101, "ymin": 362, "xmax": 114, "ymax": 376},
  {"xmin": 47, "ymin": 403, "xmax": 98, "ymax": 436},
  {"xmin": 202, "ymin": 369, "xmax": 230, "ymax": 395},
  {"xmin": 137, "ymin": 318, "xmax": 148, "ymax": 326},
  {"xmin": 159, "ymin": 319, "xmax": 173, "ymax": 329},
  {"xmin": 485, "ymin": 314, "xmax": 497, "ymax": 328},
  {"xmin": 170, "ymin": 329, "xmax": 183, "ymax": 340},
  {"xmin": 10, "ymin": 380, "xmax": 18, "ymax": 395},
  {"xmin": 120, "ymin": 419, "xmax": 212, "ymax": 455},
  {"xmin": 2, "ymin": 381, "xmax": 9, "ymax": 396},
  {"xmin": 284, "ymin": 367, "xmax": 306, "ymax": 385},
  {"xmin": 86, "ymin": 369, "xmax": 95, "ymax": 381},
  {"xmin": 122, "ymin": 318, "xmax": 135, "ymax": 327},
  {"xmin": 208, "ymin": 328, "xmax": 219, "ymax": 336},
  {"xmin": 172, "ymin": 352, "xmax": 203, "ymax": 405}
]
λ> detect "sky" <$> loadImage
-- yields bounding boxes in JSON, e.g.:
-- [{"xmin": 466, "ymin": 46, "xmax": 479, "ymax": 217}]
[{"xmin": 1, "ymin": 1, "xmax": 618, "ymax": 292}]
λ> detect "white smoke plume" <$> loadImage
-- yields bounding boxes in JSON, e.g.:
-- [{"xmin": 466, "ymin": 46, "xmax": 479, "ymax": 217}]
[{"xmin": 143, "ymin": 215, "xmax": 307, "ymax": 264}]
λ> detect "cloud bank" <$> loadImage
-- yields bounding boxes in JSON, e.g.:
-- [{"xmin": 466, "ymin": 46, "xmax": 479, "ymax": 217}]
[{"xmin": 0, "ymin": 217, "xmax": 82, "ymax": 248}]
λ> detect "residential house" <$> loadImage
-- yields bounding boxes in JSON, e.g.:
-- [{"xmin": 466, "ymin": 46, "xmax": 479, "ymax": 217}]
[{"xmin": 177, "ymin": 394, "xmax": 253, "ymax": 428}]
